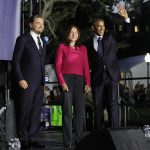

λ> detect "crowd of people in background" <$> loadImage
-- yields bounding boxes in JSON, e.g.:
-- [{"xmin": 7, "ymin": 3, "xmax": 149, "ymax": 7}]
[
  {"xmin": 133, "ymin": 81, "xmax": 150, "ymax": 105},
  {"xmin": 119, "ymin": 81, "xmax": 150, "ymax": 106}
]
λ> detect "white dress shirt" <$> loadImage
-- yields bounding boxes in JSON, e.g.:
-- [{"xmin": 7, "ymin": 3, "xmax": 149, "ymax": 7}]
[
  {"xmin": 30, "ymin": 31, "xmax": 43, "ymax": 50},
  {"xmin": 93, "ymin": 35, "xmax": 103, "ymax": 52}
]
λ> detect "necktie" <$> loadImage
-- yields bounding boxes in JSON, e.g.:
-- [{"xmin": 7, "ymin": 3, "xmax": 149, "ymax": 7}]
[
  {"xmin": 37, "ymin": 36, "xmax": 43, "ymax": 54},
  {"xmin": 97, "ymin": 37, "xmax": 103, "ymax": 58}
]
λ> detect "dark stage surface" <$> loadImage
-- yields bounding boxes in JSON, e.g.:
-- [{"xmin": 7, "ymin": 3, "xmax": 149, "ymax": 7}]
[
  {"xmin": 0, "ymin": 130, "xmax": 79, "ymax": 150},
  {"xmin": 31, "ymin": 130, "xmax": 65, "ymax": 150},
  {"xmin": 1, "ymin": 128, "xmax": 150, "ymax": 150}
]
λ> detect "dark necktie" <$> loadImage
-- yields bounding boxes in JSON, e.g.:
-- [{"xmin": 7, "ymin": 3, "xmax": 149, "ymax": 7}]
[
  {"xmin": 37, "ymin": 36, "xmax": 43, "ymax": 54},
  {"xmin": 97, "ymin": 37, "xmax": 103, "ymax": 58}
]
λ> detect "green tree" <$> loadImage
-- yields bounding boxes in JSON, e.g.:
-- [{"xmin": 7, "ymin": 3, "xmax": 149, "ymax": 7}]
[{"xmin": 40, "ymin": 0, "xmax": 140, "ymax": 62}]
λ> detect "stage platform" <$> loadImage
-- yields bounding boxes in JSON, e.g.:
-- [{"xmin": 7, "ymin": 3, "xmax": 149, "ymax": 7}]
[
  {"xmin": 0, "ymin": 130, "xmax": 79, "ymax": 150},
  {"xmin": 0, "ymin": 128, "xmax": 150, "ymax": 150}
]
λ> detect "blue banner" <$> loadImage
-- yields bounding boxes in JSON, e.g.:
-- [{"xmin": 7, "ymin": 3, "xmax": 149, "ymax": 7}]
[{"xmin": 0, "ymin": 0, "xmax": 21, "ymax": 60}]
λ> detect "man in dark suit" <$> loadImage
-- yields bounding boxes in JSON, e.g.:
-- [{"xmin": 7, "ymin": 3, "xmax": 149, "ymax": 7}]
[
  {"xmin": 12, "ymin": 15, "xmax": 46, "ymax": 149},
  {"xmin": 85, "ymin": 5, "xmax": 131, "ymax": 129}
]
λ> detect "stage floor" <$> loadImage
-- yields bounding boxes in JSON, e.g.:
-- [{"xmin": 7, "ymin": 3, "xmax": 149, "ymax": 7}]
[
  {"xmin": 1, "ymin": 127, "xmax": 150, "ymax": 150},
  {"xmin": 32, "ymin": 130, "xmax": 64, "ymax": 150},
  {"xmin": 32, "ymin": 130, "xmax": 67, "ymax": 150},
  {"xmin": 30, "ymin": 130, "xmax": 89, "ymax": 150},
  {"xmin": 0, "ymin": 130, "xmax": 86, "ymax": 150}
]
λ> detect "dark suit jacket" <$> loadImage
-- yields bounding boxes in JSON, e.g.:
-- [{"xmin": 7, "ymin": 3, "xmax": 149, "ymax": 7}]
[
  {"xmin": 86, "ymin": 22, "xmax": 131, "ymax": 86},
  {"xmin": 12, "ymin": 32, "xmax": 46, "ymax": 86}
]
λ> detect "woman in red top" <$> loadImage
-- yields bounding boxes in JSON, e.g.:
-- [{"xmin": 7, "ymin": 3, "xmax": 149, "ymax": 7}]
[{"xmin": 55, "ymin": 25, "xmax": 91, "ymax": 148}]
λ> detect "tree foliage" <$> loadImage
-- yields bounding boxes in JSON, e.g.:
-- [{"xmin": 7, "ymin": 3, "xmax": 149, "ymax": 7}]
[
  {"xmin": 34, "ymin": 0, "xmax": 140, "ymax": 62},
  {"xmin": 41, "ymin": 0, "xmax": 79, "ymax": 39}
]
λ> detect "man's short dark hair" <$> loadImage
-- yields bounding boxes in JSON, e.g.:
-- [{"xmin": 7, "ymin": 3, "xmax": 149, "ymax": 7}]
[
  {"xmin": 92, "ymin": 17, "xmax": 105, "ymax": 27},
  {"xmin": 27, "ymin": 14, "xmax": 43, "ymax": 25}
]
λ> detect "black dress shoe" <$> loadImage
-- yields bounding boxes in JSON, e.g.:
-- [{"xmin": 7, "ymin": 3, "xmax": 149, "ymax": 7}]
[{"xmin": 29, "ymin": 141, "xmax": 46, "ymax": 148}]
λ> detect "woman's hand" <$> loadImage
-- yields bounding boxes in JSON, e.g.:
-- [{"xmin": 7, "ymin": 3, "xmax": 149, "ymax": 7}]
[
  {"xmin": 62, "ymin": 84, "xmax": 69, "ymax": 92},
  {"xmin": 84, "ymin": 85, "xmax": 91, "ymax": 94}
]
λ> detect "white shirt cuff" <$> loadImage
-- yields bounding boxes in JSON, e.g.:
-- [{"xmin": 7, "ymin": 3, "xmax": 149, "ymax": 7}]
[{"xmin": 125, "ymin": 18, "xmax": 130, "ymax": 23}]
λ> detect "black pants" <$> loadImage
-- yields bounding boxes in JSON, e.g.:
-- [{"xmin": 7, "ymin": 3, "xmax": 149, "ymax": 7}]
[
  {"xmin": 62, "ymin": 74, "xmax": 84, "ymax": 145},
  {"xmin": 92, "ymin": 71, "xmax": 119, "ymax": 129},
  {"xmin": 16, "ymin": 85, "xmax": 44, "ymax": 143}
]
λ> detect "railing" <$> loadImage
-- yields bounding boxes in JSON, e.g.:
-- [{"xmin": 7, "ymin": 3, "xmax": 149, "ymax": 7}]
[
  {"xmin": 118, "ymin": 96, "xmax": 139, "ymax": 127},
  {"xmin": 119, "ymin": 76, "xmax": 150, "ymax": 127}
]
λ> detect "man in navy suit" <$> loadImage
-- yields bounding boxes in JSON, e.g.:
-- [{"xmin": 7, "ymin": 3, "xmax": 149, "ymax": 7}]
[
  {"xmin": 12, "ymin": 15, "xmax": 46, "ymax": 149},
  {"xmin": 85, "ymin": 5, "xmax": 131, "ymax": 129}
]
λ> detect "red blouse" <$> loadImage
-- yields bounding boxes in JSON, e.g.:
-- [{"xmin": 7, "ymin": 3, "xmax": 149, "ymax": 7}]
[{"xmin": 55, "ymin": 43, "xmax": 91, "ymax": 86}]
